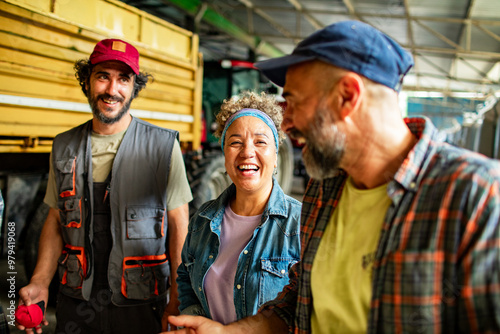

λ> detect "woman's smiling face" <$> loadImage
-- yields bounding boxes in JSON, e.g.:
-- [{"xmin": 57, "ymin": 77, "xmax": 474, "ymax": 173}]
[{"xmin": 223, "ymin": 116, "xmax": 277, "ymax": 195}]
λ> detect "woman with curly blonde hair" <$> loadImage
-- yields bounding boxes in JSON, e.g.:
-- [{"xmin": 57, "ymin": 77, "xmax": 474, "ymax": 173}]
[{"xmin": 177, "ymin": 91, "xmax": 301, "ymax": 324}]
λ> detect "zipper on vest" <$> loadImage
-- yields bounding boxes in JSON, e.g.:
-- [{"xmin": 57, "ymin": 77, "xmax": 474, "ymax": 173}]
[
  {"xmin": 124, "ymin": 257, "xmax": 169, "ymax": 276},
  {"xmin": 124, "ymin": 258, "xmax": 167, "ymax": 266},
  {"xmin": 82, "ymin": 171, "xmax": 93, "ymax": 278}
]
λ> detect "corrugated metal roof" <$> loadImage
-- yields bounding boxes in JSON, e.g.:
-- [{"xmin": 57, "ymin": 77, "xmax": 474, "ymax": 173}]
[{"xmin": 121, "ymin": 0, "xmax": 500, "ymax": 95}]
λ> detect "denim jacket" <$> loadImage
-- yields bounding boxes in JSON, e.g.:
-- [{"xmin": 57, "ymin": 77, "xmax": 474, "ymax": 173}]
[{"xmin": 177, "ymin": 178, "xmax": 302, "ymax": 320}]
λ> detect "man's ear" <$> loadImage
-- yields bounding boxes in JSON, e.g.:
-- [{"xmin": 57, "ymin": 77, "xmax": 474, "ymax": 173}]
[{"xmin": 334, "ymin": 73, "xmax": 364, "ymax": 119}]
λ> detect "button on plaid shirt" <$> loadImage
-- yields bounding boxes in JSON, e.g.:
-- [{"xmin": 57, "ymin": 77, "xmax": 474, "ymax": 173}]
[{"xmin": 262, "ymin": 117, "xmax": 500, "ymax": 333}]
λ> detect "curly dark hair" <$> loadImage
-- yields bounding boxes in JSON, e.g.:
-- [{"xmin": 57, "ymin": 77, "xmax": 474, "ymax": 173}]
[
  {"xmin": 74, "ymin": 59, "xmax": 153, "ymax": 99},
  {"xmin": 214, "ymin": 91, "xmax": 285, "ymax": 144}
]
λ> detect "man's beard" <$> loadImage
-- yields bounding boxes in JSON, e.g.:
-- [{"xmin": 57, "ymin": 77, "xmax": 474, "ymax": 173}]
[
  {"xmin": 89, "ymin": 93, "xmax": 132, "ymax": 124},
  {"xmin": 290, "ymin": 107, "xmax": 346, "ymax": 180}
]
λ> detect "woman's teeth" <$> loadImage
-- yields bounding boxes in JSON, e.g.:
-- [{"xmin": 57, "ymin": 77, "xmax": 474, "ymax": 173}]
[{"xmin": 238, "ymin": 165, "xmax": 258, "ymax": 171}]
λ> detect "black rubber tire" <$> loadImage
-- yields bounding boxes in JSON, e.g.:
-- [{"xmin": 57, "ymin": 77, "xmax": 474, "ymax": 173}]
[
  {"xmin": 276, "ymin": 136, "xmax": 294, "ymax": 194},
  {"xmin": 24, "ymin": 202, "xmax": 59, "ymax": 306},
  {"xmin": 186, "ymin": 151, "xmax": 232, "ymax": 216}
]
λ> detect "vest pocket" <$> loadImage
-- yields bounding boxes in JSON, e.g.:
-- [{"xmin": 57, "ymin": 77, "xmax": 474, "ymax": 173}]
[
  {"xmin": 258, "ymin": 258, "xmax": 298, "ymax": 307},
  {"xmin": 121, "ymin": 255, "xmax": 170, "ymax": 300},
  {"xmin": 126, "ymin": 206, "xmax": 166, "ymax": 239},
  {"xmin": 56, "ymin": 157, "xmax": 77, "ymax": 198},
  {"xmin": 58, "ymin": 245, "xmax": 87, "ymax": 289},
  {"xmin": 59, "ymin": 198, "xmax": 82, "ymax": 228}
]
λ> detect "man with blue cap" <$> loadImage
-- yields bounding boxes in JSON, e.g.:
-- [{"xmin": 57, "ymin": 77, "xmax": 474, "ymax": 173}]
[{"xmin": 166, "ymin": 20, "xmax": 500, "ymax": 334}]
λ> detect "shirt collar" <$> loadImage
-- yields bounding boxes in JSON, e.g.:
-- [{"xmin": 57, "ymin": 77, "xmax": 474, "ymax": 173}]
[
  {"xmin": 392, "ymin": 116, "xmax": 441, "ymax": 192},
  {"xmin": 200, "ymin": 177, "xmax": 289, "ymax": 223}
]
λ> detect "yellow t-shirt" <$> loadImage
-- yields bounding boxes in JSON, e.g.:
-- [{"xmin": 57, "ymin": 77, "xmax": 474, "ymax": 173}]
[{"xmin": 310, "ymin": 177, "xmax": 392, "ymax": 334}]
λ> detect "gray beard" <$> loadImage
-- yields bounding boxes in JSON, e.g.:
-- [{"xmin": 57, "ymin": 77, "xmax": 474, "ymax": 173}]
[{"xmin": 302, "ymin": 107, "xmax": 346, "ymax": 180}]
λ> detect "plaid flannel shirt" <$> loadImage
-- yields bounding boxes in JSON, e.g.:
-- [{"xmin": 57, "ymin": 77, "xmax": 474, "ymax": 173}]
[{"xmin": 262, "ymin": 117, "xmax": 500, "ymax": 333}]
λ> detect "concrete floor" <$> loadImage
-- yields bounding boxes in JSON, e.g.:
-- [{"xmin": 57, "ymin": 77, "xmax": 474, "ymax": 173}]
[{"xmin": 0, "ymin": 176, "xmax": 306, "ymax": 334}]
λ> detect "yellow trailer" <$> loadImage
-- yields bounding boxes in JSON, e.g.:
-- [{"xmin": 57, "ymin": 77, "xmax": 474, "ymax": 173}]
[
  {"xmin": 0, "ymin": 0, "xmax": 295, "ymax": 264},
  {"xmin": 0, "ymin": 0, "xmax": 202, "ymax": 259},
  {"xmin": 0, "ymin": 0, "xmax": 203, "ymax": 153}
]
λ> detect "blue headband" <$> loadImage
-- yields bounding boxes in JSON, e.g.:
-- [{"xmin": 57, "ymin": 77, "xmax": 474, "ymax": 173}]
[{"xmin": 221, "ymin": 108, "xmax": 279, "ymax": 154}]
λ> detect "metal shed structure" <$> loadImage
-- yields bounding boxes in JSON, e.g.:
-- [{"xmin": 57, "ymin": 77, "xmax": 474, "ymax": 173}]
[
  {"xmin": 119, "ymin": 0, "xmax": 500, "ymax": 158},
  {"xmin": 120, "ymin": 0, "xmax": 500, "ymax": 95}
]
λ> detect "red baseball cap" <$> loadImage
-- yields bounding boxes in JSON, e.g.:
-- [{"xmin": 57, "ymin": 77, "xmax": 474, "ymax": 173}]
[{"xmin": 89, "ymin": 39, "xmax": 140, "ymax": 74}]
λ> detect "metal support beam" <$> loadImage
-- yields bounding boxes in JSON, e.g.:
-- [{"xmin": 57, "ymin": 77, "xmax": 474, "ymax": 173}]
[
  {"xmin": 238, "ymin": 0, "xmax": 297, "ymax": 42},
  {"xmin": 342, "ymin": 0, "xmax": 360, "ymax": 20},
  {"xmin": 474, "ymin": 24, "xmax": 500, "ymax": 43},
  {"xmin": 256, "ymin": 33, "xmax": 500, "ymax": 60},
  {"xmin": 193, "ymin": 3, "xmax": 208, "ymax": 33},
  {"xmin": 403, "ymin": 0, "xmax": 417, "ymax": 88},
  {"xmin": 448, "ymin": 0, "xmax": 476, "ymax": 91},
  {"xmin": 457, "ymin": 56, "xmax": 492, "ymax": 81},
  {"xmin": 165, "ymin": 0, "xmax": 284, "ymax": 58},
  {"xmin": 414, "ymin": 19, "xmax": 463, "ymax": 50},
  {"xmin": 246, "ymin": 6, "xmax": 254, "ymax": 34},
  {"xmin": 238, "ymin": 6, "xmax": 500, "ymax": 26},
  {"xmin": 287, "ymin": 0, "xmax": 323, "ymax": 30},
  {"xmin": 416, "ymin": 70, "xmax": 498, "ymax": 85},
  {"xmin": 473, "ymin": 121, "xmax": 483, "ymax": 152},
  {"xmin": 494, "ymin": 110, "xmax": 500, "ymax": 159}
]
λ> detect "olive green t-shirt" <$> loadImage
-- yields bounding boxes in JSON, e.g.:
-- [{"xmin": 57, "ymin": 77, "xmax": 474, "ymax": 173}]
[{"xmin": 44, "ymin": 129, "xmax": 192, "ymax": 210}]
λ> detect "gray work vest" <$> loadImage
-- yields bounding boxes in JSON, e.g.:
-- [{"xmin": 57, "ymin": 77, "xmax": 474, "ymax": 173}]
[{"xmin": 52, "ymin": 117, "xmax": 177, "ymax": 305}]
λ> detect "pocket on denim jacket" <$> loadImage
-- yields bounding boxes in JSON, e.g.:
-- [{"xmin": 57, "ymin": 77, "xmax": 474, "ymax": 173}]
[{"xmin": 258, "ymin": 257, "xmax": 298, "ymax": 307}]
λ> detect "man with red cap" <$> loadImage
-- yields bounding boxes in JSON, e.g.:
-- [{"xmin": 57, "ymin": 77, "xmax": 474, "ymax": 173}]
[{"xmin": 17, "ymin": 38, "xmax": 192, "ymax": 333}]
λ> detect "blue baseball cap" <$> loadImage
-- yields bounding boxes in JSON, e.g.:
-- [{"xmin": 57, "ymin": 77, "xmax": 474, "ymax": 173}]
[{"xmin": 255, "ymin": 20, "xmax": 413, "ymax": 91}]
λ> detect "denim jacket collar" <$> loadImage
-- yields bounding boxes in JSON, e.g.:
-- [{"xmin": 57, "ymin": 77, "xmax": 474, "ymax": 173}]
[{"xmin": 199, "ymin": 178, "xmax": 290, "ymax": 233}]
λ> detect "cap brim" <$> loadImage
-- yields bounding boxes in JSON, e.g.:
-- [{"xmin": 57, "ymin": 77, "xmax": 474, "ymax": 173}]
[{"xmin": 255, "ymin": 54, "xmax": 316, "ymax": 87}]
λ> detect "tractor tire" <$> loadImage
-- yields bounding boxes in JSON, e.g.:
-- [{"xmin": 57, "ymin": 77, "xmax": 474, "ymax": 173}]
[
  {"xmin": 276, "ymin": 136, "xmax": 294, "ymax": 195},
  {"xmin": 186, "ymin": 151, "xmax": 231, "ymax": 216},
  {"xmin": 24, "ymin": 202, "xmax": 59, "ymax": 306}
]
